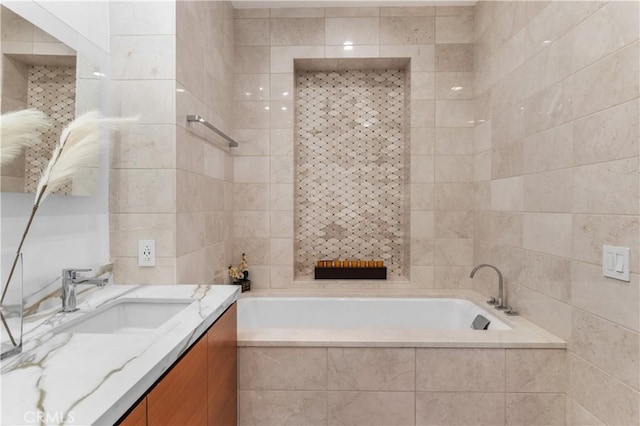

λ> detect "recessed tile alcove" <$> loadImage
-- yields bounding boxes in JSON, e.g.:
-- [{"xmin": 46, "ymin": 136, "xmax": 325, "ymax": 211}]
[{"xmin": 294, "ymin": 58, "xmax": 410, "ymax": 280}]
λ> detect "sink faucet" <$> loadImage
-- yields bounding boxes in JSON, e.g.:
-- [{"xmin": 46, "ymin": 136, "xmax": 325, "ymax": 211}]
[
  {"xmin": 61, "ymin": 268, "xmax": 108, "ymax": 312},
  {"xmin": 469, "ymin": 264, "xmax": 506, "ymax": 310}
]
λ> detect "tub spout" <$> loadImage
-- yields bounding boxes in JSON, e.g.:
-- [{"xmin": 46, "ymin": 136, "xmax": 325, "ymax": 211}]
[{"xmin": 469, "ymin": 264, "xmax": 506, "ymax": 310}]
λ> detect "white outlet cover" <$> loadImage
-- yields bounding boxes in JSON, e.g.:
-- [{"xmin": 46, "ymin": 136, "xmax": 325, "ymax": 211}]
[
  {"xmin": 602, "ymin": 245, "xmax": 630, "ymax": 282},
  {"xmin": 138, "ymin": 240, "xmax": 156, "ymax": 267}
]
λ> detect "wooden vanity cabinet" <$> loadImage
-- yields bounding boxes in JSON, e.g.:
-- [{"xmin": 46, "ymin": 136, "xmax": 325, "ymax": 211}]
[
  {"xmin": 207, "ymin": 303, "xmax": 237, "ymax": 426},
  {"xmin": 147, "ymin": 336, "xmax": 208, "ymax": 425},
  {"xmin": 118, "ymin": 303, "xmax": 237, "ymax": 426},
  {"xmin": 119, "ymin": 399, "xmax": 146, "ymax": 426}
]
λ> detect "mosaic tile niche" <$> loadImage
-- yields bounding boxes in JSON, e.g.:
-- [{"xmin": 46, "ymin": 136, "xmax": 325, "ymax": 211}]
[
  {"xmin": 295, "ymin": 69, "xmax": 409, "ymax": 280},
  {"xmin": 25, "ymin": 65, "xmax": 76, "ymax": 194}
]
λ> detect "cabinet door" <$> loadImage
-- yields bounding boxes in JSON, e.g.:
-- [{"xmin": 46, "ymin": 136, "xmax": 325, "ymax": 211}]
[
  {"xmin": 147, "ymin": 337, "xmax": 208, "ymax": 426},
  {"xmin": 119, "ymin": 398, "xmax": 147, "ymax": 426},
  {"xmin": 207, "ymin": 304, "xmax": 237, "ymax": 426}
]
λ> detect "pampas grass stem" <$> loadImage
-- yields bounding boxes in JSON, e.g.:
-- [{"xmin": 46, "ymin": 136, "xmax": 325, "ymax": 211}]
[{"xmin": 1, "ymin": 111, "xmax": 136, "ymax": 310}]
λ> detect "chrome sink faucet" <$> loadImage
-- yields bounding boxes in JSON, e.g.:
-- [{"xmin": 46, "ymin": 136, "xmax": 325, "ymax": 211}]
[
  {"xmin": 61, "ymin": 268, "xmax": 108, "ymax": 312},
  {"xmin": 469, "ymin": 264, "xmax": 507, "ymax": 310}
]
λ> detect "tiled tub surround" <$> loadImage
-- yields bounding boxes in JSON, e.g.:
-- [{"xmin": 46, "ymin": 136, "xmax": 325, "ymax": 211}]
[
  {"xmin": 295, "ymin": 69, "xmax": 408, "ymax": 279},
  {"xmin": 232, "ymin": 5, "xmax": 476, "ymax": 289},
  {"xmin": 0, "ymin": 284, "xmax": 239, "ymax": 425},
  {"xmin": 472, "ymin": 1, "xmax": 640, "ymax": 424},
  {"xmin": 237, "ymin": 290, "xmax": 566, "ymax": 425}
]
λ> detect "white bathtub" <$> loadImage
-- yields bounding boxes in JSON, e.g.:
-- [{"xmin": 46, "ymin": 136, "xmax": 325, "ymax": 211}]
[
  {"xmin": 237, "ymin": 293, "xmax": 567, "ymax": 348},
  {"xmin": 238, "ymin": 296, "xmax": 510, "ymax": 331}
]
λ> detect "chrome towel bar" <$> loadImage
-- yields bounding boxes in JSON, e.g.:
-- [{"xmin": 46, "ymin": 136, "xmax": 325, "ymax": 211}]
[{"xmin": 186, "ymin": 114, "xmax": 238, "ymax": 148}]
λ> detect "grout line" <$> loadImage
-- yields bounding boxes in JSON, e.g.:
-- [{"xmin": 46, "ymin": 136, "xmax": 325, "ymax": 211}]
[{"xmin": 570, "ymin": 352, "xmax": 640, "ymax": 393}]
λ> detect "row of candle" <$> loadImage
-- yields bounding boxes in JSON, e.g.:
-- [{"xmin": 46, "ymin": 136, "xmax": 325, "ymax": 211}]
[{"xmin": 317, "ymin": 260, "xmax": 384, "ymax": 268}]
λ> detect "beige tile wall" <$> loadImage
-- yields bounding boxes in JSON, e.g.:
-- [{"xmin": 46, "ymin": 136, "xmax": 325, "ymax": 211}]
[
  {"xmin": 174, "ymin": 0, "xmax": 235, "ymax": 284},
  {"xmin": 473, "ymin": 2, "xmax": 639, "ymax": 424},
  {"xmin": 110, "ymin": 0, "xmax": 178, "ymax": 284},
  {"xmin": 110, "ymin": 0, "xmax": 235, "ymax": 284},
  {"xmin": 239, "ymin": 346, "xmax": 567, "ymax": 425},
  {"xmin": 233, "ymin": 5, "xmax": 476, "ymax": 289}
]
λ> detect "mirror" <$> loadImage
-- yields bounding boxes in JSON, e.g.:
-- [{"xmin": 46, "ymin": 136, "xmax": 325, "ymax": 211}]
[{"xmin": 1, "ymin": 4, "xmax": 100, "ymax": 195}]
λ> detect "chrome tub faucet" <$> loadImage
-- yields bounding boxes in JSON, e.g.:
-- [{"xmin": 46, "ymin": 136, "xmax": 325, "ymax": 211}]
[
  {"xmin": 61, "ymin": 268, "xmax": 108, "ymax": 312},
  {"xmin": 469, "ymin": 264, "xmax": 507, "ymax": 310}
]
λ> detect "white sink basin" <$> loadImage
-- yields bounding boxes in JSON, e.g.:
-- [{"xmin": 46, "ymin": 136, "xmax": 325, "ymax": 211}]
[{"xmin": 54, "ymin": 298, "xmax": 194, "ymax": 334}]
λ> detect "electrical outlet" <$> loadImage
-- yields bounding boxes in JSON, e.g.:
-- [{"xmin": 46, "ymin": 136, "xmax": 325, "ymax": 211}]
[{"xmin": 138, "ymin": 240, "xmax": 156, "ymax": 267}]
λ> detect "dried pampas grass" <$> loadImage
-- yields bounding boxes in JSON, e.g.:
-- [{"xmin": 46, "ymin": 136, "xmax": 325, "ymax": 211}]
[
  {"xmin": 2, "ymin": 110, "xmax": 136, "ymax": 346},
  {"xmin": 36, "ymin": 110, "xmax": 136, "ymax": 202},
  {"xmin": 2, "ymin": 110, "xmax": 136, "ymax": 312},
  {"xmin": 0, "ymin": 109, "xmax": 50, "ymax": 166}
]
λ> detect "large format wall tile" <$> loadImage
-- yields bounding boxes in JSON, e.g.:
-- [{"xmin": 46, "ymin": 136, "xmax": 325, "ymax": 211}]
[
  {"xmin": 416, "ymin": 392, "xmax": 505, "ymax": 425},
  {"xmin": 506, "ymin": 393, "xmax": 565, "ymax": 426},
  {"xmin": 571, "ymin": 309, "xmax": 640, "ymax": 390},
  {"xmin": 571, "ymin": 1, "xmax": 639, "ymax": 72},
  {"xmin": 435, "ymin": 44, "xmax": 473, "ymax": 71},
  {"xmin": 113, "ymin": 257, "xmax": 176, "ymax": 284},
  {"xmin": 271, "ymin": 18, "xmax": 324, "ymax": 46},
  {"xmin": 567, "ymin": 399, "xmax": 604, "ymax": 426},
  {"xmin": 416, "ymin": 348, "xmax": 504, "ymax": 392},
  {"xmin": 239, "ymin": 347, "xmax": 327, "ymax": 390},
  {"xmin": 573, "ymin": 158, "xmax": 639, "ymax": 215},
  {"xmin": 111, "ymin": 80, "xmax": 176, "ymax": 124},
  {"xmin": 509, "ymin": 283, "xmax": 572, "ymax": 342},
  {"xmin": 380, "ymin": 44, "xmax": 435, "ymax": 71},
  {"xmin": 235, "ymin": 46, "xmax": 271, "ymax": 73},
  {"xmin": 380, "ymin": 16, "xmax": 434, "ymax": 45},
  {"xmin": 327, "ymin": 391, "xmax": 415, "ymax": 426},
  {"xmin": 572, "ymin": 214, "xmax": 639, "ymax": 273},
  {"xmin": 328, "ymin": 348, "xmax": 415, "ymax": 391},
  {"xmin": 111, "ymin": 35, "xmax": 175, "ymax": 80},
  {"xmin": 523, "ymin": 169, "xmax": 573, "ymax": 213},
  {"xmin": 238, "ymin": 390, "xmax": 327, "ymax": 426},
  {"xmin": 506, "ymin": 349, "xmax": 566, "ymax": 392},
  {"xmin": 234, "ymin": 18, "xmax": 270, "ymax": 46},
  {"xmin": 435, "ymin": 15, "xmax": 474, "ymax": 44},
  {"xmin": 110, "ymin": 213, "xmax": 176, "ymax": 258},
  {"xmin": 571, "ymin": 41, "xmax": 639, "ymax": 120},
  {"xmin": 569, "ymin": 355, "xmax": 640, "ymax": 426},
  {"xmin": 110, "ymin": 169, "xmax": 176, "ymax": 213},
  {"xmin": 571, "ymin": 261, "xmax": 640, "ymax": 332},
  {"xmin": 521, "ymin": 251, "xmax": 571, "ymax": 302},
  {"xmin": 110, "ymin": 1, "xmax": 176, "ymax": 36},
  {"xmin": 325, "ymin": 17, "xmax": 380, "ymax": 45},
  {"xmin": 573, "ymin": 99, "xmax": 638, "ymax": 166},
  {"xmin": 522, "ymin": 213, "xmax": 572, "ymax": 258},
  {"xmin": 522, "ymin": 122, "xmax": 573, "ymax": 174}
]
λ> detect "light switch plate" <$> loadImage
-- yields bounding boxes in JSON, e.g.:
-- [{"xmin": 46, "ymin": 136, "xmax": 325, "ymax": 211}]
[{"xmin": 603, "ymin": 245, "xmax": 630, "ymax": 281}]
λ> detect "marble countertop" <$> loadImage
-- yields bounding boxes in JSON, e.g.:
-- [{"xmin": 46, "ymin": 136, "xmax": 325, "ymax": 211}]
[{"xmin": 1, "ymin": 284, "xmax": 240, "ymax": 426}]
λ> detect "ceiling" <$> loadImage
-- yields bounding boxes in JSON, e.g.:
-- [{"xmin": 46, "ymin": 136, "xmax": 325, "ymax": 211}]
[{"xmin": 232, "ymin": 0, "xmax": 476, "ymax": 9}]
